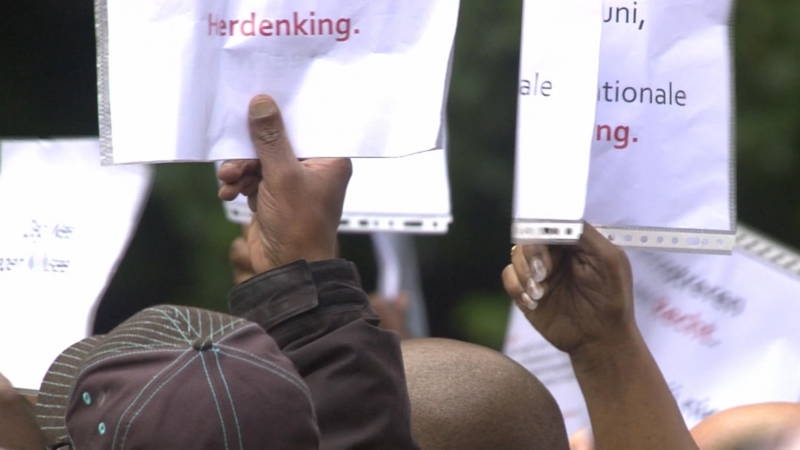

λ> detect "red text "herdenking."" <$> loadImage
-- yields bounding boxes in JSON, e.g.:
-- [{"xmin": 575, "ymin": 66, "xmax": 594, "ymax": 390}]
[{"xmin": 207, "ymin": 11, "xmax": 358, "ymax": 42}]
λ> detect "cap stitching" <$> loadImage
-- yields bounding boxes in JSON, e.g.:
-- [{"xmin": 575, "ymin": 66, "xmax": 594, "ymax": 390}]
[
  {"xmin": 214, "ymin": 342, "xmax": 308, "ymax": 388},
  {"xmin": 51, "ymin": 361, "xmax": 81, "ymax": 370},
  {"xmin": 213, "ymin": 349, "xmax": 245, "ymax": 450},
  {"xmin": 115, "ymin": 352, "xmax": 199, "ymax": 450},
  {"xmin": 110, "ymin": 323, "xmax": 197, "ymax": 343},
  {"xmin": 214, "ymin": 322, "xmax": 260, "ymax": 346},
  {"xmin": 157, "ymin": 307, "xmax": 195, "ymax": 344},
  {"xmin": 76, "ymin": 348, "xmax": 190, "ymax": 381},
  {"xmin": 200, "ymin": 351, "xmax": 232, "ymax": 450},
  {"xmin": 90, "ymin": 339, "xmax": 181, "ymax": 353},
  {"xmin": 76, "ymin": 323, "xmax": 260, "ymax": 392},
  {"xmin": 215, "ymin": 347, "xmax": 314, "ymax": 409}
]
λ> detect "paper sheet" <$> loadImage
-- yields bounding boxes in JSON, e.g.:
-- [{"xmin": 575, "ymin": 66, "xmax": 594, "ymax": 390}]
[
  {"xmin": 96, "ymin": 0, "xmax": 459, "ymax": 163},
  {"xmin": 504, "ymin": 225, "xmax": 800, "ymax": 434},
  {"xmin": 0, "ymin": 139, "xmax": 152, "ymax": 389},
  {"xmin": 511, "ymin": 0, "xmax": 603, "ymax": 243},
  {"xmin": 220, "ymin": 148, "xmax": 452, "ymax": 234},
  {"xmin": 512, "ymin": 0, "xmax": 735, "ymax": 252},
  {"xmin": 584, "ymin": 0, "xmax": 735, "ymax": 252}
]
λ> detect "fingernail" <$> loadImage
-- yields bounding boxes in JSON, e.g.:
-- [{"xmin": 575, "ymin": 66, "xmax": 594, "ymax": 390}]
[
  {"xmin": 250, "ymin": 97, "xmax": 276, "ymax": 119},
  {"xmin": 530, "ymin": 257, "xmax": 547, "ymax": 283},
  {"xmin": 527, "ymin": 279, "xmax": 544, "ymax": 300},
  {"xmin": 520, "ymin": 292, "xmax": 538, "ymax": 311}
]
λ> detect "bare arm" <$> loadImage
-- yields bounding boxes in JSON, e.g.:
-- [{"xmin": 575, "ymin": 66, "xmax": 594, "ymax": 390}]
[{"xmin": 502, "ymin": 224, "xmax": 697, "ymax": 450}]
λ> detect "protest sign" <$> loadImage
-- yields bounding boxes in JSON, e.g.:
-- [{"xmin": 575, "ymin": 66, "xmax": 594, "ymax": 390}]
[
  {"xmin": 219, "ymin": 148, "xmax": 452, "ymax": 234},
  {"xmin": 504, "ymin": 225, "xmax": 800, "ymax": 434},
  {"xmin": 0, "ymin": 139, "xmax": 152, "ymax": 389},
  {"xmin": 513, "ymin": 1, "xmax": 735, "ymax": 252},
  {"xmin": 95, "ymin": 0, "xmax": 459, "ymax": 164},
  {"xmin": 512, "ymin": 0, "xmax": 603, "ymax": 242},
  {"xmin": 584, "ymin": 1, "xmax": 735, "ymax": 252}
]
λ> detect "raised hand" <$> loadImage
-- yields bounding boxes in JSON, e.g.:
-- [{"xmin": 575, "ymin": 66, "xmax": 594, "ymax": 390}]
[
  {"xmin": 502, "ymin": 223, "xmax": 636, "ymax": 356},
  {"xmin": 218, "ymin": 95, "xmax": 352, "ymax": 273}
]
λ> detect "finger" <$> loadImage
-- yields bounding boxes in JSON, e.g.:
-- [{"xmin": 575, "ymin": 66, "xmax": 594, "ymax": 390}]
[
  {"xmin": 576, "ymin": 222, "xmax": 617, "ymax": 255},
  {"xmin": 217, "ymin": 159, "xmax": 260, "ymax": 184},
  {"xmin": 303, "ymin": 157, "xmax": 353, "ymax": 203},
  {"xmin": 502, "ymin": 264, "xmax": 538, "ymax": 312},
  {"xmin": 574, "ymin": 222, "xmax": 629, "ymax": 274},
  {"xmin": 248, "ymin": 95, "xmax": 299, "ymax": 180},
  {"xmin": 305, "ymin": 157, "xmax": 353, "ymax": 181},
  {"xmin": 217, "ymin": 174, "xmax": 260, "ymax": 201},
  {"xmin": 512, "ymin": 244, "xmax": 551, "ymax": 301},
  {"xmin": 513, "ymin": 244, "xmax": 551, "ymax": 283}
]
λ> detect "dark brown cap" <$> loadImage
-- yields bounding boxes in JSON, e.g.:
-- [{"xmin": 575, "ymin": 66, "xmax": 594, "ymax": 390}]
[{"xmin": 34, "ymin": 304, "xmax": 319, "ymax": 449}]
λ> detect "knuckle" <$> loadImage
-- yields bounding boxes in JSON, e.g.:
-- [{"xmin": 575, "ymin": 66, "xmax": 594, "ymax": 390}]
[{"xmin": 255, "ymin": 125, "xmax": 283, "ymax": 146}]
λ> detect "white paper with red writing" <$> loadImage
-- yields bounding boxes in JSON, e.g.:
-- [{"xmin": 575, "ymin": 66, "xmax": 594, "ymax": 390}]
[
  {"xmin": 513, "ymin": 1, "xmax": 735, "ymax": 252},
  {"xmin": 95, "ymin": 0, "xmax": 459, "ymax": 164},
  {"xmin": 512, "ymin": 0, "xmax": 603, "ymax": 243},
  {"xmin": 504, "ymin": 224, "xmax": 800, "ymax": 435},
  {"xmin": 0, "ymin": 139, "xmax": 153, "ymax": 389},
  {"xmin": 583, "ymin": 0, "xmax": 735, "ymax": 252},
  {"xmin": 219, "ymin": 148, "xmax": 452, "ymax": 233}
]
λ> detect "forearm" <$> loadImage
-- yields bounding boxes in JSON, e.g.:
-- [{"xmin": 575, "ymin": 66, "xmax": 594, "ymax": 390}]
[
  {"xmin": 229, "ymin": 259, "xmax": 418, "ymax": 450},
  {"xmin": 570, "ymin": 327, "xmax": 698, "ymax": 450}
]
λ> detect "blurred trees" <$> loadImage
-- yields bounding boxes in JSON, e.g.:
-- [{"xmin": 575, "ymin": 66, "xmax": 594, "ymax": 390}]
[{"xmin": 1, "ymin": 2, "xmax": 798, "ymax": 346}]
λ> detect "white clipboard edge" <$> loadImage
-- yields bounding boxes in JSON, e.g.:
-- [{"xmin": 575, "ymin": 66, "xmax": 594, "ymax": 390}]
[
  {"xmin": 512, "ymin": 219, "xmax": 737, "ymax": 253},
  {"xmin": 222, "ymin": 200, "xmax": 451, "ymax": 235},
  {"xmin": 339, "ymin": 213, "xmax": 451, "ymax": 234},
  {"xmin": 596, "ymin": 226, "xmax": 736, "ymax": 253},
  {"xmin": 512, "ymin": 219, "xmax": 583, "ymax": 244}
]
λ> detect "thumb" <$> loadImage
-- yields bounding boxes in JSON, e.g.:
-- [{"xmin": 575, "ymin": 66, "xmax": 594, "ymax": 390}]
[
  {"xmin": 576, "ymin": 222, "xmax": 623, "ymax": 263},
  {"xmin": 248, "ymin": 94, "xmax": 299, "ymax": 179}
]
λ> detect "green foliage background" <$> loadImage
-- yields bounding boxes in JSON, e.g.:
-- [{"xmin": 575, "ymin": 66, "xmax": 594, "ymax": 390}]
[{"xmin": 1, "ymin": 2, "xmax": 798, "ymax": 348}]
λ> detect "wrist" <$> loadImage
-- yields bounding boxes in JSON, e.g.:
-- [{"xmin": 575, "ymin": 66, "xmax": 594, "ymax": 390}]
[
  {"xmin": 568, "ymin": 322, "xmax": 647, "ymax": 378},
  {"xmin": 251, "ymin": 240, "xmax": 337, "ymax": 274}
]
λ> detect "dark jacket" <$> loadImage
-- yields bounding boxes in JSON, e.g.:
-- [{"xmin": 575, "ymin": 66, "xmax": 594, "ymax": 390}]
[{"xmin": 229, "ymin": 259, "xmax": 419, "ymax": 450}]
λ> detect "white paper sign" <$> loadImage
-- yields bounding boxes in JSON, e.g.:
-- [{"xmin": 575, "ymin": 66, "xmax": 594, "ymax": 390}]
[
  {"xmin": 584, "ymin": 0, "xmax": 735, "ymax": 252},
  {"xmin": 0, "ymin": 139, "xmax": 152, "ymax": 389},
  {"xmin": 512, "ymin": 0, "xmax": 603, "ymax": 243},
  {"xmin": 96, "ymin": 0, "xmax": 459, "ymax": 164},
  {"xmin": 504, "ymin": 225, "xmax": 800, "ymax": 435},
  {"xmin": 512, "ymin": 1, "xmax": 735, "ymax": 252},
  {"xmin": 220, "ymin": 148, "xmax": 452, "ymax": 234}
]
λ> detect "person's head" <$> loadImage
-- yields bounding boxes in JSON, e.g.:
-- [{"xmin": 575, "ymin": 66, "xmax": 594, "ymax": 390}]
[
  {"xmin": 401, "ymin": 337, "xmax": 569, "ymax": 450},
  {"xmin": 35, "ymin": 304, "xmax": 319, "ymax": 449},
  {"xmin": 691, "ymin": 402, "xmax": 800, "ymax": 450}
]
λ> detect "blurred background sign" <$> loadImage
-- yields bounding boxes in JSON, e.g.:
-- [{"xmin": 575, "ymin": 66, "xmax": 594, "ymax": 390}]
[
  {"xmin": 0, "ymin": 139, "xmax": 152, "ymax": 389},
  {"xmin": 505, "ymin": 224, "xmax": 800, "ymax": 434}
]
